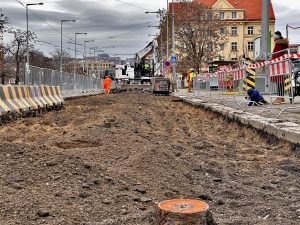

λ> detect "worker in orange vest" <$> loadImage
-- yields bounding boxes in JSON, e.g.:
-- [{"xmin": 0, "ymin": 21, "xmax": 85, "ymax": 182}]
[{"xmin": 103, "ymin": 75, "xmax": 112, "ymax": 95}]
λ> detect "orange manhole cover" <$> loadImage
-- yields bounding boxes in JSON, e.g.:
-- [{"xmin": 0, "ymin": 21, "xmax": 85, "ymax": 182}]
[{"xmin": 158, "ymin": 199, "xmax": 209, "ymax": 214}]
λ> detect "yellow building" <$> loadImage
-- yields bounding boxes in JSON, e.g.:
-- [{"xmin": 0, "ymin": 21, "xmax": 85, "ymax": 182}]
[
  {"xmin": 197, "ymin": 0, "xmax": 276, "ymax": 61},
  {"xmin": 63, "ymin": 60, "xmax": 114, "ymax": 76}
]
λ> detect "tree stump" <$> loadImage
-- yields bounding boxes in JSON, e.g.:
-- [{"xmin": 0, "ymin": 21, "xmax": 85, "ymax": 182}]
[{"xmin": 158, "ymin": 199, "xmax": 216, "ymax": 225}]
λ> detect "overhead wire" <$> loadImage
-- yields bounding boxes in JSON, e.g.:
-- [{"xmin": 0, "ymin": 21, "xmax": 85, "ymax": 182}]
[
  {"xmin": 14, "ymin": 0, "xmax": 154, "ymax": 47},
  {"xmin": 114, "ymin": 0, "xmax": 150, "ymax": 11},
  {"xmin": 37, "ymin": 40, "xmax": 59, "ymax": 48},
  {"xmin": 13, "ymin": 0, "xmax": 156, "ymax": 57},
  {"xmin": 14, "ymin": 0, "xmax": 75, "ymax": 43}
]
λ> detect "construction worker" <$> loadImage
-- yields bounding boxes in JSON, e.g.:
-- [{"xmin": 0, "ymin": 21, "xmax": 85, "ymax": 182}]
[
  {"xmin": 271, "ymin": 31, "xmax": 289, "ymax": 105},
  {"xmin": 188, "ymin": 69, "xmax": 196, "ymax": 93},
  {"xmin": 246, "ymin": 88, "xmax": 268, "ymax": 106},
  {"xmin": 103, "ymin": 75, "xmax": 112, "ymax": 95},
  {"xmin": 186, "ymin": 70, "xmax": 191, "ymax": 93},
  {"xmin": 144, "ymin": 63, "xmax": 150, "ymax": 71}
]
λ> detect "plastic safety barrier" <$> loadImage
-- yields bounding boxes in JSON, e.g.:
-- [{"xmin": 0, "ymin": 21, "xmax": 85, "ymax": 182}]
[
  {"xmin": 0, "ymin": 85, "xmax": 31, "ymax": 114},
  {"xmin": 27, "ymin": 86, "xmax": 47, "ymax": 109},
  {"xmin": 0, "ymin": 85, "xmax": 65, "ymax": 119}
]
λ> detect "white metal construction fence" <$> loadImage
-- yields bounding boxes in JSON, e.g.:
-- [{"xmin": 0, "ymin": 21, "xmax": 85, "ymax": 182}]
[{"xmin": 24, "ymin": 65, "xmax": 104, "ymax": 98}]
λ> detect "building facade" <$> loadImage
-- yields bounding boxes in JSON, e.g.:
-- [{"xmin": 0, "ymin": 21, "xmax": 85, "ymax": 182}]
[
  {"xmin": 196, "ymin": 0, "xmax": 276, "ymax": 61},
  {"xmin": 63, "ymin": 60, "xmax": 115, "ymax": 78}
]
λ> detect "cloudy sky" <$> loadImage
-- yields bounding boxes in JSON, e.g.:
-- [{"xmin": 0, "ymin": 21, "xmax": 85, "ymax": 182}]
[{"xmin": 2, "ymin": 0, "xmax": 300, "ymax": 59}]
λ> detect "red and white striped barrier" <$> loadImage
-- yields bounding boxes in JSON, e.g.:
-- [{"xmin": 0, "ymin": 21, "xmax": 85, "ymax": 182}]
[
  {"xmin": 269, "ymin": 60, "xmax": 291, "ymax": 76},
  {"xmin": 248, "ymin": 54, "xmax": 300, "ymax": 69},
  {"xmin": 233, "ymin": 68, "xmax": 245, "ymax": 80}
]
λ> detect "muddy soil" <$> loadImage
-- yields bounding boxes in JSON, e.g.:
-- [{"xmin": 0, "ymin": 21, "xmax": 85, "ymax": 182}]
[{"xmin": 0, "ymin": 92, "xmax": 299, "ymax": 225}]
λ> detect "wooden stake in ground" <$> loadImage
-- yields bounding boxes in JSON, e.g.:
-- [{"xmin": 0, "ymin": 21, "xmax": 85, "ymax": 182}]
[{"xmin": 158, "ymin": 199, "xmax": 217, "ymax": 225}]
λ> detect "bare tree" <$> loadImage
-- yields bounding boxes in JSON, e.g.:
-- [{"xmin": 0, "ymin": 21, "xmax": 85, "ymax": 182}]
[
  {"xmin": 50, "ymin": 48, "xmax": 71, "ymax": 71},
  {"xmin": 30, "ymin": 50, "xmax": 54, "ymax": 69},
  {"xmin": 173, "ymin": 0, "xmax": 228, "ymax": 74},
  {"xmin": 0, "ymin": 9, "xmax": 9, "ymax": 84},
  {"xmin": 6, "ymin": 29, "xmax": 37, "ymax": 83}
]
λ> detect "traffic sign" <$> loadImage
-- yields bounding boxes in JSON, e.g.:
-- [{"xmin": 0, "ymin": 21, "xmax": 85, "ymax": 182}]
[
  {"xmin": 164, "ymin": 61, "xmax": 171, "ymax": 67},
  {"xmin": 171, "ymin": 55, "xmax": 176, "ymax": 62},
  {"xmin": 162, "ymin": 66, "xmax": 170, "ymax": 75}
]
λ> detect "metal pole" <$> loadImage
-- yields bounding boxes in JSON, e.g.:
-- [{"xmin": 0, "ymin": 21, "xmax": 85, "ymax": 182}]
[
  {"xmin": 26, "ymin": 3, "xmax": 43, "ymax": 71},
  {"xmin": 160, "ymin": 10, "xmax": 164, "ymax": 75},
  {"xmin": 84, "ymin": 41, "xmax": 86, "ymax": 73},
  {"xmin": 161, "ymin": 26, "xmax": 163, "ymax": 74},
  {"xmin": 261, "ymin": 0, "xmax": 270, "ymax": 60},
  {"xmin": 60, "ymin": 20, "xmax": 63, "ymax": 72},
  {"xmin": 172, "ymin": 0, "xmax": 176, "ymax": 82},
  {"xmin": 74, "ymin": 33, "xmax": 77, "ymax": 75},
  {"xmin": 61, "ymin": 19, "xmax": 76, "ymax": 72},
  {"xmin": 166, "ymin": 0, "xmax": 169, "ymax": 60},
  {"xmin": 26, "ymin": 5, "xmax": 29, "ymax": 66}
]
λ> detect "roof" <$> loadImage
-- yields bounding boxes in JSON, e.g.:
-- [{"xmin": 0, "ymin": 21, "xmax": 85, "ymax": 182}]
[{"xmin": 192, "ymin": 0, "xmax": 276, "ymax": 21}]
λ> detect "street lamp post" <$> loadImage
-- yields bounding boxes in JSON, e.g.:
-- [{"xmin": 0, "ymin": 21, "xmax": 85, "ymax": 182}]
[
  {"xmin": 26, "ymin": 2, "xmax": 43, "ymax": 67},
  {"xmin": 90, "ymin": 47, "xmax": 100, "ymax": 60},
  {"xmin": 84, "ymin": 40, "xmax": 94, "ymax": 60},
  {"xmin": 171, "ymin": 0, "xmax": 176, "ymax": 83},
  {"xmin": 166, "ymin": 0, "xmax": 169, "ymax": 60},
  {"xmin": 146, "ymin": 9, "xmax": 165, "ymax": 75},
  {"xmin": 74, "ymin": 32, "xmax": 87, "ymax": 75},
  {"xmin": 60, "ymin": 19, "xmax": 76, "ymax": 72},
  {"xmin": 94, "ymin": 49, "xmax": 104, "ymax": 60},
  {"xmin": 83, "ymin": 40, "xmax": 94, "ymax": 74}
]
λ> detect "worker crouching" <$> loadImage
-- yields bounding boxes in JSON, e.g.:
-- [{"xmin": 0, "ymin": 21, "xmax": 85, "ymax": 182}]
[{"xmin": 246, "ymin": 88, "xmax": 268, "ymax": 106}]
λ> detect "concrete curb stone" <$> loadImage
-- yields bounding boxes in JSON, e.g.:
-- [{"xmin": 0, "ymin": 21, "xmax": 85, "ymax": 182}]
[{"xmin": 175, "ymin": 94, "xmax": 300, "ymax": 144}]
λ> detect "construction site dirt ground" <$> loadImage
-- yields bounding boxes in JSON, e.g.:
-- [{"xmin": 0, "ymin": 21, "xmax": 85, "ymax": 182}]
[{"xmin": 0, "ymin": 92, "xmax": 299, "ymax": 225}]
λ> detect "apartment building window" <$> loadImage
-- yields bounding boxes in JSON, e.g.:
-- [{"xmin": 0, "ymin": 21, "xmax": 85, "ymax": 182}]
[
  {"xmin": 248, "ymin": 41, "xmax": 254, "ymax": 51},
  {"xmin": 232, "ymin": 12, "xmax": 237, "ymax": 19},
  {"xmin": 207, "ymin": 12, "xmax": 212, "ymax": 20},
  {"xmin": 220, "ymin": 44, "xmax": 225, "ymax": 51},
  {"xmin": 231, "ymin": 42, "xmax": 237, "ymax": 51},
  {"xmin": 248, "ymin": 26, "xmax": 254, "ymax": 35},
  {"xmin": 220, "ymin": 27, "xmax": 225, "ymax": 34},
  {"xmin": 220, "ymin": 12, "xmax": 225, "ymax": 20},
  {"xmin": 231, "ymin": 27, "xmax": 238, "ymax": 36}
]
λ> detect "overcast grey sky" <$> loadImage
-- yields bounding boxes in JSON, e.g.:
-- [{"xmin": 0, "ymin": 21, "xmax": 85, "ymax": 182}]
[{"xmin": 2, "ymin": 0, "xmax": 300, "ymax": 59}]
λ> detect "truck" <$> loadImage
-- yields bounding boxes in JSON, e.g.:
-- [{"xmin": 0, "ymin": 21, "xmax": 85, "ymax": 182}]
[
  {"xmin": 115, "ymin": 64, "xmax": 135, "ymax": 82},
  {"xmin": 115, "ymin": 41, "xmax": 171, "ymax": 94},
  {"xmin": 114, "ymin": 59, "xmax": 154, "ymax": 85},
  {"xmin": 151, "ymin": 77, "xmax": 170, "ymax": 96}
]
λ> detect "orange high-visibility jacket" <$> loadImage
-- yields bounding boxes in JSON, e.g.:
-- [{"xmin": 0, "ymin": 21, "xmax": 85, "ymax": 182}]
[{"xmin": 103, "ymin": 77, "xmax": 112, "ymax": 87}]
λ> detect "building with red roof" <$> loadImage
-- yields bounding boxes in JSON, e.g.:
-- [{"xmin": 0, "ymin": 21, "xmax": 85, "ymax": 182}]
[{"xmin": 171, "ymin": 0, "xmax": 276, "ymax": 61}]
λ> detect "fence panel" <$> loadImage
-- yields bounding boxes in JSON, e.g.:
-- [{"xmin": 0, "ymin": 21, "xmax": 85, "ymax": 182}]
[
  {"xmin": 26, "ymin": 65, "xmax": 103, "ymax": 97},
  {"xmin": 268, "ymin": 52, "xmax": 293, "ymax": 105}
]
